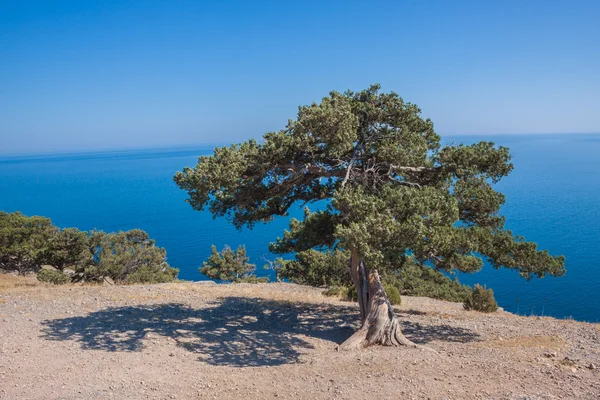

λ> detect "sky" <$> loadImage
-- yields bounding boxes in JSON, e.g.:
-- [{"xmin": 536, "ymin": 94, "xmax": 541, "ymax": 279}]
[{"xmin": 1, "ymin": 0, "xmax": 599, "ymax": 155}]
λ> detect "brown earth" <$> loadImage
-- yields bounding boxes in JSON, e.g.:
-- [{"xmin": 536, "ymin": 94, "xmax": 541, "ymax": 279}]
[{"xmin": 1, "ymin": 275, "xmax": 599, "ymax": 400}]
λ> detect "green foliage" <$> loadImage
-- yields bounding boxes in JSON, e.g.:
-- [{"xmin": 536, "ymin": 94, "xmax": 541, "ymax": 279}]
[
  {"xmin": 46, "ymin": 228, "xmax": 90, "ymax": 271},
  {"xmin": 275, "ymin": 249, "xmax": 350, "ymax": 287},
  {"xmin": 463, "ymin": 284, "xmax": 499, "ymax": 312},
  {"xmin": 37, "ymin": 269, "xmax": 70, "ymax": 285},
  {"xmin": 262, "ymin": 257, "xmax": 287, "ymax": 282},
  {"xmin": 175, "ymin": 84, "xmax": 565, "ymax": 298},
  {"xmin": 0, "ymin": 211, "xmax": 178, "ymax": 284},
  {"xmin": 238, "ymin": 276, "xmax": 270, "ymax": 284},
  {"xmin": 0, "ymin": 211, "xmax": 56, "ymax": 274},
  {"xmin": 383, "ymin": 284, "xmax": 402, "ymax": 306},
  {"xmin": 386, "ymin": 258, "xmax": 473, "ymax": 302},
  {"xmin": 269, "ymin": 208, "xmax": 339, "ymax": 254},
  {"xmin": 124, "ymin": 264, "xmax": 179, "ymax": 284},
  {"xmin": 86, "ymin": 230, "xmax": 177, "ymax": 284},
  {"xmin": 200, "ymin": 245, "xmax": 259, "ymax": 282}
]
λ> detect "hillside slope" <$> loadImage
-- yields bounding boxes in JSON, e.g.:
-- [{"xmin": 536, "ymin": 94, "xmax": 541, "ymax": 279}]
[{"xmin": 1, "ymin": 277, "xmax": 599, "ymax": 399}]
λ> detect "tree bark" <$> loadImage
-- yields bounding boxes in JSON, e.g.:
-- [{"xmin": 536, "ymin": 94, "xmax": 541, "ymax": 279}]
[{"xmin": 339, "ymin": 248, "xmax": 418, "ymax": 350}]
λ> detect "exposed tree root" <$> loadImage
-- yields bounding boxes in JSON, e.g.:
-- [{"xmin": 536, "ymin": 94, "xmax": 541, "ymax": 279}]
[{"xmin": 339, "ymin": 249, "xmax": 435, "ymax": 352}]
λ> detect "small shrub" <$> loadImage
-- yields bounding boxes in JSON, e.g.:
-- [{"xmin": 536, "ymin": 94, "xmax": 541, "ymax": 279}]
[
  {"xmin": 384, "ymin": 283, "xmax": 402, "ymax": 306},
  {"xmin": 200, "ymin": 244, "xmax": 257, "ymax": 282},
  {"xmin": 277, "ymin": 249, "xmax": 351, "ymax": 287},
  {"xmin": 37, "ymin": 269, "xmax": 70, "ymax": 285},
  {"xmin": 125, "ymin": 264, "xmax": 179, "ymax": 284},
  {"xmin": 463, "ymin": 284, "xmax": 498, "ymax": 312},
  {"xmin": 87, "ymin": 230, "xmax": 177, "ymax": 284},
  {"xmin": 385, "ymin": 261, "xmax": 473, "ymax": 303}
]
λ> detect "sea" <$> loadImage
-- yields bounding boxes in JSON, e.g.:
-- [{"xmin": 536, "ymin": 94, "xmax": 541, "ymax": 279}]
[{"xmin": 1, "ymin": 134, "xmax": 599, "ymax": 322}]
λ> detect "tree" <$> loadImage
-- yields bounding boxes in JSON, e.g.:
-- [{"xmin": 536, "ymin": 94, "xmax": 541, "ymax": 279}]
[
  {"xmin": 174, "ymin": 84, "xmax": 565, "ymax": 349},
  {"xmin": 0, "ymin": 211, "xmax": 178, "ymax": 283},
  {"xmin": 0, "ymin": 211, "xmax": 56, "ymax": 274},
  {"xmin": 85, "ymin": 229, "xmax": 178, "ymax": 283},
  {"xmin": 46, "ymin": 228, "xmax": 90, "ymax": 271},
  {"xmin": 200, "ymin": 245, "xmax": 267, "ymax": 282}
]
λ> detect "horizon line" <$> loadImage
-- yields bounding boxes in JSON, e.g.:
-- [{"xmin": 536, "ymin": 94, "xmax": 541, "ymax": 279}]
[{"xmin": 1, "ymin": 131, "xmax": 599, "ymax": 159}]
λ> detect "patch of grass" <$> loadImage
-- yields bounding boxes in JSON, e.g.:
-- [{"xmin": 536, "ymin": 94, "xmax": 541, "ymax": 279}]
[{"xmin": 0, "ymin": 273, "xmax": 40, "ymax": 292}]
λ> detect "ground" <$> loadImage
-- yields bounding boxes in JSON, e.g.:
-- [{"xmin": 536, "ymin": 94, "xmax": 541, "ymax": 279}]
[{"xmin": 0, "ymin": 275, "xmax": 599, "ymax": 400}]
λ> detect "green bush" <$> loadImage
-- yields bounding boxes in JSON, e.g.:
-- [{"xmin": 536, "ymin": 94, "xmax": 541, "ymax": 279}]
[
  {"xmin": 384, "ymin": 283, "xmax": 402, "ymax": 306},
  {"xmin": 463, "ymin": 284, "xmax": 498, "ymax": 312},
  {"xmin": 277, "ymin": 249, "xmax": 351, "ymax": 287},
  {"xmin": 37, "ymin": 269, "xmax": 70, "ymax": 285},
  {"xmin": 124, "ymin": 264, "xmax": 179, "ymax": 284},
  {"xmin": 86, "ymin": 230, "xmax": 178, "ymax": 284},
  {"xmin": 0, "ymin": 212, "xmax": 178, "ymax": 283},
  {"xmin": 0, "ymin": 212, "xmax": 57, "ymax": 274},
  {"xmin": 200, "ymin": 244, "xmax": 260, "ymax": 282},
  {"xmin": 388, "ymin": 261, "xmax": 473, "ymax": 303}
]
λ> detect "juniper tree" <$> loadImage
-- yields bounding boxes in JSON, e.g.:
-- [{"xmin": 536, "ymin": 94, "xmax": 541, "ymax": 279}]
[
  {"xmin": 200, "ymin": 244, "xmax": 262, "ymax": 282},
  {"xmin": 86, "ymin": 229, "xmax": 178, "ymax": 283},
  {"xmin": 0, "ymin": 212, "xmax": 178, "ymax": 283},
  {"xmin": 46, "ymin": 228, "xmax": 90, "ymax": 271},
  {"xmin": 0, "ymin": 212, "xmax": 56, "ymax": 274},
  {"xmin": 174, "ymin": 84, "xmax": 565, "ymax": 349}
]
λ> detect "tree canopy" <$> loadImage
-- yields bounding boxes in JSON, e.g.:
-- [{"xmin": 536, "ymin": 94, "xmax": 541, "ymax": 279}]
[
  {"xmin": 200, "ymin": 244, "xmax": 267, "ymax": 283},
  {"xmin": 0, "ymin": 212, "xmax": 57, "ymax": 274},
  {"xmin": 85, "ymin": 229, "xmax": 177, "ymax": 284},
  {"xmin": 174, "ymin": 84, "xmax": 565, "ymax": 286},
  {"xmin": 0, "ymin": 211, "xmax": 178, "ymax": 283}
]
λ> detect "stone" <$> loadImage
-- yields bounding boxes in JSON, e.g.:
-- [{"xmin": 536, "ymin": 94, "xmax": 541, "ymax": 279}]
[{"xmin": 103, "ymin": 276, "xmax": 115, "ymax": 286}]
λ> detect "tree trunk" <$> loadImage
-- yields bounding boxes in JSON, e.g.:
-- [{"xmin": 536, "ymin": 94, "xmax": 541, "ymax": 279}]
[{"xmin": 339, "ymin": 248, "xmax": 418, "ymax": 350}]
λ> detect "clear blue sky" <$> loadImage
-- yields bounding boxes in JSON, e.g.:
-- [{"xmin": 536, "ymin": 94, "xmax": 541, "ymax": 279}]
[{"xmin": 1, "ymin": 0, "xmax": 599, "ymax": 154}]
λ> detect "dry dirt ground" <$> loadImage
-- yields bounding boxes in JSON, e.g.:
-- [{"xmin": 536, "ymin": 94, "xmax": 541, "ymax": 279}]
[{"xmin": 1, "ymin": 275, "xmax": 599, "ymax": 400}]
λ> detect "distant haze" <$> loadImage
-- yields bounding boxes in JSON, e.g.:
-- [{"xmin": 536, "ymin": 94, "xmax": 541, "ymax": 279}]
[{"xmin": 1, "ymin": 0, "xmax": 599, "ymax": 155}]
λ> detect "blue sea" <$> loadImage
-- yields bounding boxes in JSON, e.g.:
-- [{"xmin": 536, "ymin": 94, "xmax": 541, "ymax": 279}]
[{"xmin": 1, "ymin": 134, "xmax": 599, "ymax": 322}]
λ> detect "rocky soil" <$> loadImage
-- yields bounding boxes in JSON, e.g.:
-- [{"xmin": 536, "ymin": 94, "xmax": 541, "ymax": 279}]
[{"xmin": 1, "ymin": 275, "xmax": 599, "ymax": 399}]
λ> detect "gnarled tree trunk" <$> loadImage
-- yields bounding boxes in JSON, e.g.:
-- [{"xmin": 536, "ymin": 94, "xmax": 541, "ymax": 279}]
[{"xmin": 339, "ymin": 249, "xmax": 417, "ymax": 350}]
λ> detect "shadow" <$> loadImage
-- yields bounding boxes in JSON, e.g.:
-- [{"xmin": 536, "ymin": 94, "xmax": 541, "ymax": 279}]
[
  {"xmin": 41, "ymin": 298, "xmax": 357, "ymax": 367},
  {"xmin": 402, "ymin": 321, "xmax": 481, "ymax": 344},
  {"xmin": 41, "ymin": 297, "xmax": 480, "ymax": 367}
]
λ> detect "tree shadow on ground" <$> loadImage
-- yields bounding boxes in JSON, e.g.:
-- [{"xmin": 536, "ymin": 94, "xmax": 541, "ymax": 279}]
[{"xmin": 41, "ymin": 297, "xmax": 480, "ymax": 367}]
